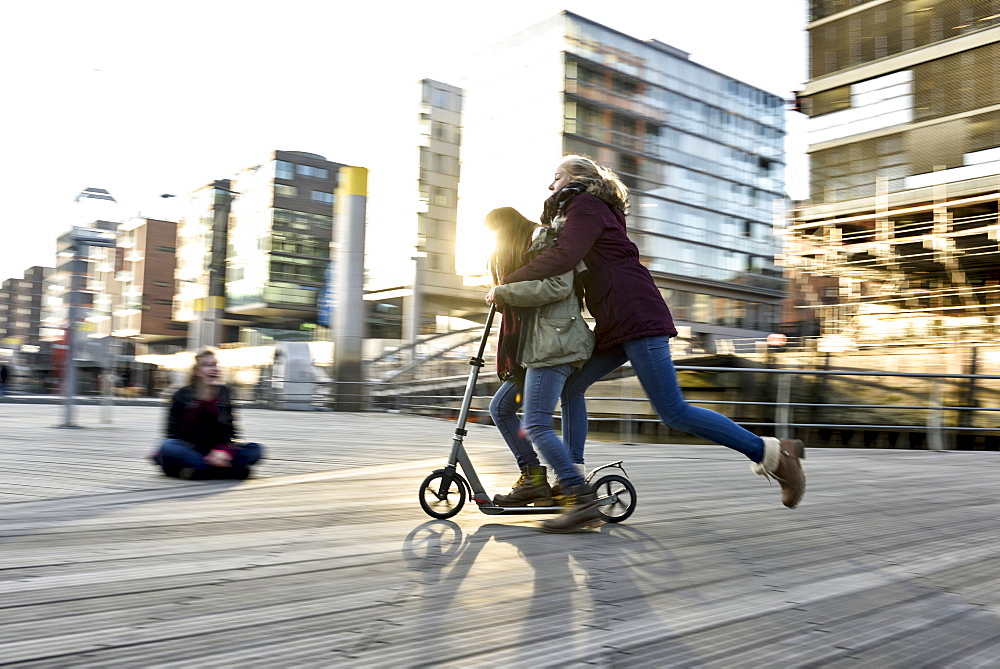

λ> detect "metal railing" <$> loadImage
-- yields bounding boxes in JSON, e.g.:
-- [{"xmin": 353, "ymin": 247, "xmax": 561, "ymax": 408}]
[{"xmin": 349, "ymin": 364, "xmax": 1000, "ymax": 450}]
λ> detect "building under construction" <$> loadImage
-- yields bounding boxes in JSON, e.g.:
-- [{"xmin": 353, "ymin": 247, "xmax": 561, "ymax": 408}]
[{"xmin": 789, "ymin": 0, "xmax": 1000, "ymax": 350}]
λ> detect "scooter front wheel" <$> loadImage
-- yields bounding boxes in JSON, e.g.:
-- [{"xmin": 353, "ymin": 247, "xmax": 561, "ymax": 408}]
[
  {"xmin": 419, "ymin": 470, "xmax": 467, "ymax": 519},
  {"xmin": 592, "ymin": 473, "xmax": 636, "ymax": 523}
]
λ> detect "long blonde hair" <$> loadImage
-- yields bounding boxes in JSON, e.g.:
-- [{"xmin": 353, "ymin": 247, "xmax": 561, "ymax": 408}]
[
  {"xmin": 558, "ymin": 154, "xmax": 629, "ymax": 215},
  {"xmin": 485, "ymin": 207, "xmax": 537, "ymax": 286}
]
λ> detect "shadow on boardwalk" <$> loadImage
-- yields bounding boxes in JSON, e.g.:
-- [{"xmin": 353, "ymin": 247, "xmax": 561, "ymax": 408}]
[{"xmin": 2, "ymin": 404, "xmax": 1000, "ymax": 666}]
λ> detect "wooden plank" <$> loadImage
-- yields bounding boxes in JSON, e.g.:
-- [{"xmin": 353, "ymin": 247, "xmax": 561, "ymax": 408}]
[{"xmin": 1, "ymin": 404, "xmax": 1000, "ymax": 666}]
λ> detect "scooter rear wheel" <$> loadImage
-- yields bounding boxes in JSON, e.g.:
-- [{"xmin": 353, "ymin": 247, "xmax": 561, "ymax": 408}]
[
  {"xmin": 592, "ymin": 473, "xmax": 636, "ymax": 523},
  {"xmin": 419, "ymin": 470, "xmax": 467, "ymax": 519}
]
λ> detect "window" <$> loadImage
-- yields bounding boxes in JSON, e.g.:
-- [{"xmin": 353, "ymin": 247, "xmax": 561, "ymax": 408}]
[
  {"xmin": 155, "ymin": 246, "xmax": 175, "ymax": 253},
  {"xmin": 310, "ymin": 191, "xmax": 334, "ymax": 204},
  {"xmin": 276, "ymin": 160, "xmax": 295, "ymax": 179},
  {"xmin": 155, "ymin": 299, "xmax": 173, "ymax": 306},
  {"xmin": 274, "ymin": 184, "xmax": 298, "ymax": 198},
  {"xmin": 153, "ymin": 281, "xmax": 171, "ymax": 288},
  {"xmin": 296, "ymin": 164, "xmax": 329, "ymax": 179},
  {"xmin": 428, "ymin": 87, "xmax": 459, "ymax": 111},
  {"xmin": 811, "ymin": 85, "xmax": 851, "ymax": 117},
  {"xmin": 431, "ymin": 187, "xmax": 452, "ymax": 207}
]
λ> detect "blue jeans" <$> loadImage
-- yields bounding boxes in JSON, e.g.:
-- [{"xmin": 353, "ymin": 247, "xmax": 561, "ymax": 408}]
[
  {"xmin": 562, "ymin": 336, "xmax": 764, "ymax": 463},
  {"xmin": 490, "ymin": 365, "xmax": 585, "ymax": 488},
  {"xmin": 154, "ymin": 438, "xmax": 263, "ymax": 477},
  {"xmin": 490, "ymin": 380, "xmax": 538, "ymax": 469}
]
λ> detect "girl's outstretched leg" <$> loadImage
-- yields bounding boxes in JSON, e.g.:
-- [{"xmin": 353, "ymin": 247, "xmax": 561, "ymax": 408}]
[{"xmin": 622, "ymin": 336, "xmax": 805, "ymax": 507}]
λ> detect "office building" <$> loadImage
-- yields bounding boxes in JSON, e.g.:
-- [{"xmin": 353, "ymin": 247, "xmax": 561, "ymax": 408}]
[
  {"xmin": 172, "ymin": 151, "xmax": 347, "ymax": 348},
  {"xmin": 41, "ymin": 221, "xmax": 120, "ymax": 344},
  {"xmin": 227, "ymin": 150, "xmax": 346, "ymax": 342},
  {"xmin": 173, "ymin": 178, "xmax": 236, "ymax": 349},
  {"xmin": 1, "ymin": 266, "xmax": 48, "ymax": 346},
  {"xmin": 404, "ymin": 79, "xmax": 485, "ymax": 338},
  {"xmin": 789, "ymin": 0, "xmax": 1000, "ymax": 346},
  {"xmin": 459, "ymin": 11, "xmax": 788, "ymax": 350},
  {"xmin": 0, "ymin": 265, "xmax": 50, "ymax": 383},
  {"xmin": 112, "ymin": 216, "xmax": 186, "ymax": 352}
]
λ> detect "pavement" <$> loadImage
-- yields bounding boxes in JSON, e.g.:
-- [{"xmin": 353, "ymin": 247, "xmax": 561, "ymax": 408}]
[{"xmin": 2, "ymin": 403, "xmax": 1000, "ymax": 667}]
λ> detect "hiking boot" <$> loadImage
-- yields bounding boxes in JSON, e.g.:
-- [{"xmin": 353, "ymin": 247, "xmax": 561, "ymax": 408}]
[
  {"xmin": 752, "ymin": 437, "xmax": 806, "ymax": 508},
  {"xmin": 540, "ymin": 484, "xmax": 601, "ymax": 533},
  {"xmin": 493, "ymin": 465, "xmax": 553, "ymax": 507},
  {"xmin": 551, "ymin": 463, "xmax": 587, "ymax": 502}
]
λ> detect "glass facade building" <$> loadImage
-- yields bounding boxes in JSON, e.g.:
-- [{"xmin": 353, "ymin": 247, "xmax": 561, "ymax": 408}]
[
  {"xmin": 172, "ymin": 151, "xmax": 345, "ymax": 346},
  {"xmin": 225, "ymin": 151, "xmax": 343, "ymax": 338},
  {"xmin": 790, "ymin": 0, "xmax": 1000, "ymax": 346},
  {"xmin": 459, "ymin": 12, "xmax": 788, "ymax": 344}
]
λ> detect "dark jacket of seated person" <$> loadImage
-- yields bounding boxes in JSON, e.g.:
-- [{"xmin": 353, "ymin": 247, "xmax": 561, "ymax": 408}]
[
  {"xmin": 167, "ymin": 384, "xmax": 237, "ymax": 455},
  {"xmin": 152, "ymin": 349, "xmax": 262, "ymax": 478}
]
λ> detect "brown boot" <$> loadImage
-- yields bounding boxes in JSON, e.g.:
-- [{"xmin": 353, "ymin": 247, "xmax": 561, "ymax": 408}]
[
  {"xmin": 752, "ymin": 437, "xmax": 806, "ymax": 508},
  {"xmin": 493, "ymin": 466, "xmax": 553, "ymax": 507},
  {"xmin": 540, "ymin": 484, "xmax": 601, "ymax": 533},
  {"xmin": 551, "ymin": 463, "xmax": 587, "ymax": 503}
]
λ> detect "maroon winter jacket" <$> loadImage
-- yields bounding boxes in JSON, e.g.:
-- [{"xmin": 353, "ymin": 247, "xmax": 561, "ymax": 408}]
[{"xmin": 504, "ymin": 192, "xmax": 676, "ymax": 354}]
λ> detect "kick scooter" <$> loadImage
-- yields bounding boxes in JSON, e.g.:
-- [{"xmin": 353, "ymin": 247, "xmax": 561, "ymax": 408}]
[{"xmin": 418, "ymin": 305, "xmax": 637, "ymax": 523}]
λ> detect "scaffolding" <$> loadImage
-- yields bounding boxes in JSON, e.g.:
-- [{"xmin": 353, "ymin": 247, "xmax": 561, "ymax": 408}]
[{"xmin": 786, "ymin": 179, "xmax": 1000, "ymax": 349}]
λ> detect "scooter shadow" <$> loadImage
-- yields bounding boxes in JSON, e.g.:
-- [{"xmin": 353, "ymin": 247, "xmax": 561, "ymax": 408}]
[{"xmin": 400, "ymin": 520, "xmax": 698, "ymax": 664}]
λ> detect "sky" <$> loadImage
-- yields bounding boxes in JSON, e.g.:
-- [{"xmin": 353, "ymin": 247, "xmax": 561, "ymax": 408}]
[{"xmin": 0, "ymin": 0, "xmax": 808, "ymax": 286}]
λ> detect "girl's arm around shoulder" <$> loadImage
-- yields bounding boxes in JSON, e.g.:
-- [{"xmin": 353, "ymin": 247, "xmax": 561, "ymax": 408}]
[
  {"xmin": 504, "ymin": 196, "xmax": 606, "ymax": 284},
  {"xmin": 493, "ymin": 270, "xmax": 574, "ymax": 307}
]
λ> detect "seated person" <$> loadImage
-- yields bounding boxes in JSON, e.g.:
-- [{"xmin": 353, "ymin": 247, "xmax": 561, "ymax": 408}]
[{"xmin": 151, "ymin": 349, "xmax": 263, "ymax": 479}]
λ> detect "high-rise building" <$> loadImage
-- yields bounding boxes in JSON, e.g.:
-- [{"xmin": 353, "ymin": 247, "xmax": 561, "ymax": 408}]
[
  {"xmin": 173, "ymin": 151, "xmax": 347, "ymax": 348},
  {"xmin": 112, "ymin": 216, "xmax": 186, "ymax": 352},
  {"xmin": 174, "ymin": 178, "xmax": 236, "ymax": 349},
  {"xmin": 404, "ymin": 79, "xmax": 485, "ymax": 339},
  {"xmin": 0, "ymin": 265, "xmax": 50, "ymax": 381},
  {"xmin": 227, "ymin": 150, "xmax": 345, "ymax": 342},
  {"xmin": 458, "ymin": 11, "xmax": 788, "ymax": 349},
  {"xmin": 789, "ymin": 0, "xmax": 1000, "ymax": 346},
  {"xmin": 41, "ymin": 221, "xmax": 120, "ymax": 345},
  {"xmin": 35, "ymin": 223, "xmax": 119, "ymax": 392},
  {"xmin": 1, "ymin": 266, "xmax": 48, "ymax": 346}
]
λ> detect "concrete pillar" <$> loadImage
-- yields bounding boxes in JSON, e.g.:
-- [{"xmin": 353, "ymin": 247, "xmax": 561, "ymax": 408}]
[
  {"xmin": 403, "ymin": 255, "xmax": 424, "ymax": 362},
  {"xmin": 333, "ymin": 166, "xmax": 368, "ymax": 411}
]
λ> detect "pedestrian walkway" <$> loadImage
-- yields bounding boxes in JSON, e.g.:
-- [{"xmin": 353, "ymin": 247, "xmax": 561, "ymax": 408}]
[{"xmin": 2, "ymin": 404, "xmax": 1000, "ymax": 667}]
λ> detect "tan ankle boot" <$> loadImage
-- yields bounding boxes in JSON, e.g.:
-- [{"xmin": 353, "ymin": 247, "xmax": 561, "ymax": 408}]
[{"xmin": 752, "ymin": 437, "xmax": 806, "ymax": 508}]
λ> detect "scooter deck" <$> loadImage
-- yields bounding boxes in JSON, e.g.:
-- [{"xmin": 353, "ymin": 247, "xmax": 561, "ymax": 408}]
[
  {"xmin": 476, "ymin": 495, "xmax": 620, "ymax": 515},
  {"xmin": 476, "ymin": 504, "xmax": 563, "ymax": 515}
]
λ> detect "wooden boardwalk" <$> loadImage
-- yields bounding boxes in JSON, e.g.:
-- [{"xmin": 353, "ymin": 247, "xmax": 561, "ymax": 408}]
[{"xmin": 2, "ymin": 403, "xmax": 1000, "ymax": 667}]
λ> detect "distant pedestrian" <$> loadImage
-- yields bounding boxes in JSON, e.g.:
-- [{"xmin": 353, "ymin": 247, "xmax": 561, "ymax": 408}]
[
  {"xmin": 0, "ymin": 362, "xmax": 9, "ymax": 396},
  {"xmin": 150, "ymin": 349, "xmax": 263, "ymax": 480}
]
